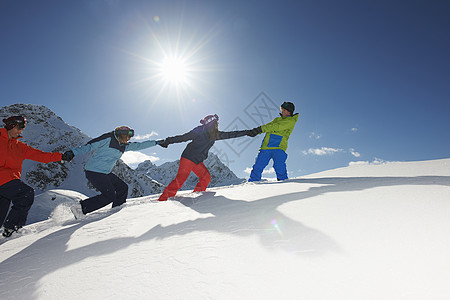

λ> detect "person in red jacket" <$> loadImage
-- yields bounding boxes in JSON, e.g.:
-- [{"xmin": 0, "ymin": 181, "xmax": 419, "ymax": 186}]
[{"xmin": 0, "ymin": 116, "xmax": 63, "ymax": 238}]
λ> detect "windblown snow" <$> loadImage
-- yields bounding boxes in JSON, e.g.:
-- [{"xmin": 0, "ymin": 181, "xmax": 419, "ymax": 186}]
[{"xmin": 1, "ymin": 158, "xmax": 449, "ymax": 299}]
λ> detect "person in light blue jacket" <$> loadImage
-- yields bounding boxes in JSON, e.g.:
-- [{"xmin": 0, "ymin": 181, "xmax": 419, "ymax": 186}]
[{"xmin": 62, "ymin": 126, "xmax": 163, "ymax": 218}]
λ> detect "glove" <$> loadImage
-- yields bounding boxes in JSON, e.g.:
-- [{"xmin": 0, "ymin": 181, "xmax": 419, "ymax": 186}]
[
  {"xmin": 62, "ymin": 150, "xmax": 75, "ymax": 162},
  {"xmin": 157, "ymin": 139, "xmax": 169, "ymax": 148},
  {"xmin": 247, "ymin": 126, "xmax": 262, "ymax": 137}
]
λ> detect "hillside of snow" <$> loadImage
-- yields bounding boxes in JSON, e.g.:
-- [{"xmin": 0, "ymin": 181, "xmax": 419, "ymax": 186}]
[{"xmin": 0, "ymin": 158, "xmax": 449, "ymax": 299}]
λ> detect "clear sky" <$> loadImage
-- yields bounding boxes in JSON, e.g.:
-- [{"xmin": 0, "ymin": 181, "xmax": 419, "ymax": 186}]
[{"xmin": 1, "ymin": 0, "xmax": 449, "ymax": 179}]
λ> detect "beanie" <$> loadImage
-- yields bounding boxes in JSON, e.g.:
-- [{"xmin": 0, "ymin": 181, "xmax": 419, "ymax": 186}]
[
  {"xmin": 3, "ymin": 116, "xmax": 27, "ymax": 130},
  {"xmin": 281, "ymin": 102, "xmax": 295, "ymax": 114}
]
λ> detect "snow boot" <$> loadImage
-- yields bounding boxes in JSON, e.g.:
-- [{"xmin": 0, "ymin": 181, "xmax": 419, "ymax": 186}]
[
  {"xmin": 2, "ymin": 226, "xmax": 17, "ymax": 238},
  {"xmin": 70, "ymin": 203, "xmax": 85, "ymax": 220}
]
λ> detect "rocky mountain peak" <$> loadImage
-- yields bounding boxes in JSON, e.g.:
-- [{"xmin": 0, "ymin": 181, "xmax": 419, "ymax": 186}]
[{"xmin": 1, "ymin": 103, "xmax": 243, "ymax": 197}]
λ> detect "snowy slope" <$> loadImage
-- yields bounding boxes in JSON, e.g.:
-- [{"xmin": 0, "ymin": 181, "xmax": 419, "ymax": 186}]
[{"xmin": 0, "ymin": 158, "xmax": 449, "ymax": 299}]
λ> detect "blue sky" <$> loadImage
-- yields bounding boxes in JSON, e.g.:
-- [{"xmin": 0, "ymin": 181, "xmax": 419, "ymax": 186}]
[{"xmin": 1, "ymin": 0, "xmax": 449, "ymax": 179}]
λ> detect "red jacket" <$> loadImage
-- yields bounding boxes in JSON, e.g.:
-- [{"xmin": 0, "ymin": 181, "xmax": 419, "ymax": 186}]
[{"xmin": 0, "ymin": 128, "xmax": 63, "ymax": 186}]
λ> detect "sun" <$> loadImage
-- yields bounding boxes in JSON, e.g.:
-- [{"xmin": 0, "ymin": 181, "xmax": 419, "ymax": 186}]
[
  {"xmin": 159, "ymin": 56, "xmax": 188, "ymax": 84},
  {"xmin": 126, "ymin": 17, "xmax": 221, "ymax": 105}
]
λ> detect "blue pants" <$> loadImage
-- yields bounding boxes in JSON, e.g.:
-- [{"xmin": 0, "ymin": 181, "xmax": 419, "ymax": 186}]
[
  {"xmin": 0, "ymin": 179, "xmax": 35, "ymax": 229},
  {"xmin": 249, "ymin": 149, "xmax": 288, "ymax": 182},
  {"xmin": 81, "ymin": 171, "xmax": 128, "ymax": 214}
]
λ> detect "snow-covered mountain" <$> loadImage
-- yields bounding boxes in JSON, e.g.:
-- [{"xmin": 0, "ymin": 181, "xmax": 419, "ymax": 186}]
[
  {"xmin": 0, "ymin": 158, "xmax": 449, "ymax": 299},
  {"xmin": 135, "ymin": 153, "xmax": 244, "ymax": 190},
  {"xmin": 0, "ymin": 104, "xmax": 165, "ymax": 199},
  {"xmin": 1, "ymin": 104, "xmax": 242, "ymax": 223}
]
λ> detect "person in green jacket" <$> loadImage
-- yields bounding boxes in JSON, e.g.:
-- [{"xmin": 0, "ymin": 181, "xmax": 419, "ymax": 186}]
[{"xmin": 247, "ymin": 101, "xmax": 298, "ymax": 182}]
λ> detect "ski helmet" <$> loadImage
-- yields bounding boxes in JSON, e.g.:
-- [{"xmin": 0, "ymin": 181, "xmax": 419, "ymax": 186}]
[
  {"xmin": 114, "ymin": 126, "xmax": 134, "ymax": 138},
  {"xmin": 200, "ymin": 114, "xmax": 219, "ymax": 126},
  {"xmin": 281, "ymin": 102, "xmax": 295, "ymax": 114},
  {"xmin": 3, "ymin": 116, "xmax": 27, "ymax": 130}
]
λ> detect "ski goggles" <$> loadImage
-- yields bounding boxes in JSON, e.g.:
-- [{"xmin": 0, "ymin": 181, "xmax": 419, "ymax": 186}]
[
  {"xmin": 201, "ymin": 114, "xmax": 219, "ymax": 125},
  {"xmin": 3, "ymin": 116, "xmax": 27, "ymax": 129},
  {"xmin": 115, "ymin": 127, "xmax": 135, "ymax": 137}
]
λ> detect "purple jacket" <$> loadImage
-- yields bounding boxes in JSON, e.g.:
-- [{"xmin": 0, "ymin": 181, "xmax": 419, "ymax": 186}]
[{"xmin": 165, "ymin": 126, "xmax": 248, "ymax": 164}]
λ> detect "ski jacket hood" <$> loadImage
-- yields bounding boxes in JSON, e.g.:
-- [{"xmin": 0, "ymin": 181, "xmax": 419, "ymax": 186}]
[{"xmin": 0, "ymin": 128, "xmax": 63, "ymax": 186}]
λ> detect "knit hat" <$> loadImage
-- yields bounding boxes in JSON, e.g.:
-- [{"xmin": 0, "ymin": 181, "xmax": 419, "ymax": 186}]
[
  {"xmin": 281, "ymin": 102, "xmax": 295, "ymax": 114},
  {"xmin": 200, "ymin": 114, "xmax": 219, "ymax": 126},
  {"xmin": 3, "ymin": 116, "xmax": 27, "ymax": 130}
]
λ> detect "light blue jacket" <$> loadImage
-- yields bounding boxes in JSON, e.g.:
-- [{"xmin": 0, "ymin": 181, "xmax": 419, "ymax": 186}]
[{"xmin": 71, "ymin": 131, "xmax": 156, "ymax": 174}]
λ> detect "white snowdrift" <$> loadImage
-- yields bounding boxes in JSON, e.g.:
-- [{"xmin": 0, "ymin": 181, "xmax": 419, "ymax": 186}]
[{"xmin": 0, "ymin": 158, "xmax": 449, "ymax": 299}]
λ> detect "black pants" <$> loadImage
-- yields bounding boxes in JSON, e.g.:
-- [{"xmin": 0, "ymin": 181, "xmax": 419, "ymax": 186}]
[
  {"xmin": 0, "ymin": 179, "xmax": 35, "ymax": 229},
  {"xmin": 81, "ymin": 171, "xmax": 128, "ymax": 214}
]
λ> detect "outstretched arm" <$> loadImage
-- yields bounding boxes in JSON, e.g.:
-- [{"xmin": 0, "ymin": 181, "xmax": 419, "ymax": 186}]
[
  {"xmin": 217, "ymin": 129, "xmax": 250, "ymax": 140},
  {"xmin": 247, "ymin": 126, "xmax": 262, "ymax": 137},
  {"xmin": 157, "ymin": 130, "xmax": 196, "ymax": 148},
  {"xmin": 125, "ymin": 140, "xmax": 157, "ymax": 151},
  {"xmin": 71, "ymin": 137, "xmax": 109, "ymax": 156},
  {"xmin": 24, "ymin": 145, "xmax": 63, "ymax": 163},
  {"xmin": 261, "ymin": 117, "xmax": 295, "ymax": 132}
]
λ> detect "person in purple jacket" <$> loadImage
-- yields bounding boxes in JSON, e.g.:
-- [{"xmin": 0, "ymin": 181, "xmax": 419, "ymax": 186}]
[{"xmin": 157, "ymin": 114, "xmax": 251, "ymax": 201}]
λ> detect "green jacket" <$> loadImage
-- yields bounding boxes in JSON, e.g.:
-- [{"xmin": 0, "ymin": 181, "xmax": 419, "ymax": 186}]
[{"xmin": 259, "ymin": 113, "xmax": 299, "ymax": 151}]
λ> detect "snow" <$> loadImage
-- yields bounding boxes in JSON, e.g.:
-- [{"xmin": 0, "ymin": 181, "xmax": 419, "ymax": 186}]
[{"xmin": 1, "ymin": 158, "xmax": 450, "ymax": 299}]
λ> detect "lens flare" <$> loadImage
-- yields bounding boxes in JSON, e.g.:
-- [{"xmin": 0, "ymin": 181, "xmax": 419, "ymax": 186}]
[{"xmin": 271, "ymin": 219, "xmax": 283, "ymax": 235}]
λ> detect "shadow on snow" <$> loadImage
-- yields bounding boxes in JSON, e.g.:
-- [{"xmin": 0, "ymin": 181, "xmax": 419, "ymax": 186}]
[{"xmin": 0, "ymin": 175, "xmax": 449, "ymax": 298}]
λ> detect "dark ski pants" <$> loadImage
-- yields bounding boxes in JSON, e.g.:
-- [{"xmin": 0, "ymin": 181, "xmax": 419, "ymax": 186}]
[
  {"xmin": 158, "ymin": 157, "xmax": 211, "ymax": 201},
  {"xmin": 0, "ymin": 179, "xmax": 35, "ymax": 229},
  {"xmin": 249, "ymin": 149, "xmax": 288, "ymax": 182},
  {"xmin": 81, "ymin": 171, "xmax": 128, "ymax": 214}
]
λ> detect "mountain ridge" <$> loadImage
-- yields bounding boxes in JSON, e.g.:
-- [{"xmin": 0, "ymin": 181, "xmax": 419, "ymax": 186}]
[{"xmin": 1, "ymin": 103, "xmax": 242, "ymax": 224}]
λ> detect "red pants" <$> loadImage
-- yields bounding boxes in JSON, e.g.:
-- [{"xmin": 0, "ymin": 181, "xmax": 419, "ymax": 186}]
[{"xmin": 158, "ymin": 157, "xmax": 211, "ymax": 201}]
